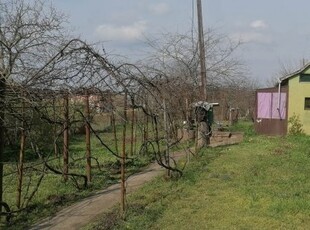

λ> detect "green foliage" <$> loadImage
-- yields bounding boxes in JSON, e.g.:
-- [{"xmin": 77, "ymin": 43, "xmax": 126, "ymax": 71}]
[{"xmin": 288, "ymin": 113, "xmax": 305, "ymax": 135}]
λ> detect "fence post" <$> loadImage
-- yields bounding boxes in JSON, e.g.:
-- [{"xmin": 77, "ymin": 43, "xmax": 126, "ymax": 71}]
[
  {"xmin": 85, "ymin": 91, "xmax": 91, "ymax": 183},
  {"xmin": 163, "ymin": 99, "xmax": 171, "ymax": 177},
  {"xmin": 0, "ymin": 76, "xmax": 6, "ymax": 212},
  {"xmin": 53, "ymin": 97, "xmax": 58, "ymax": 157},
  {"xmin": 63, "ymin": 92, "xmax": 69, "ymax": 182},
  {"xmin": 130, "ymin": 101, "xmax": 135, "ymax": 156},
  {"xmin": 16, "ymin": 94, "xmax": 26, "ymax": 209},
  {"xmin": 121, "ymin": 90, "xmax": 127, "ymax": 218}
]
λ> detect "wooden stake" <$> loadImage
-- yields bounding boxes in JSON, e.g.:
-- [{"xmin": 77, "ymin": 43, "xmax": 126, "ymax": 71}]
[
  {"xmin": 121, "ymin": 90, "xmax": 127, "ymax": 218},
  {"xmin": 0, "ymin": 76, "xmax": 6, "ymax": 211},
  {"xmin": 16, "ymin": 95, "xmax": 25, "ymax": 209},
  {"xmin": 130, "ymin": 103, "xmax": 135, "ymax": 156},
  {"xmin": 163, "ymin": 99, "xmax": 171, "ymax": 177},
  {"xmin": 53, "ymin": 98, "xmax": 58, "ymax": 157},
  {"xmin": 85, "ymin": 92, "xmax": 91, "ymax": 183},
  {"xmin": 63, "ymin": 92, "xmax": 69, "ymax": 182}
]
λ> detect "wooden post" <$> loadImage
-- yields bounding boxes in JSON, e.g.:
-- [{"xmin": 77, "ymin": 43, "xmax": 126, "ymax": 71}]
[
  {"xmin": 53, "ymin": 97, "xmax": 58, "ymax": 157},
  {"xmin": 197, "ymin": 0, "xmax": 207, "ymax": 100},
  {"xmin": 144, "ymin": 100, "xmax": 149, "ymax": 142},
  {"xmin": 111, "ymin": 109, "xmax": 119, "ymax": 155},
  {"xmin": 229, "ymin": 108, "xmax": 234, "ymax": 126},
  {"xmin": 85, "ymin": 92, "xmax": 91, "ymax": 183},
  {"xmin": 134, "ymin": 108, "xmax": 138, "ymax": 156},
  {"xmin": 130, "ymin": 103, "xmax": 135, "ymax": 156},
  {"xmin": 63, "ymin": 92, "xmax": 69, "ymax": 182},
  {"xmin": 196, "ymin": 0, "xmax": 209, "ymax": 150},
  {"xmin": 16, "ymin": 95, "xmax": 25, "ymax": 209},
  {"xmin": 121, "ymin": 90, "xmax": 127, "ymax": 218},
  {"xmin": 163, "ymin": 99, "xmax": 171, "ymax": 177},
  {"xmin": 0, "ymin": 76, "xmax": 6, "ymax": 210}
]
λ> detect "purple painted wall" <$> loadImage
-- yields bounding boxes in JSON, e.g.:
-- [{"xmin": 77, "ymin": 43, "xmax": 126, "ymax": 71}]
[{"xmin": 257, "ymin": 92, "xmax": 286, "ymax": 119}]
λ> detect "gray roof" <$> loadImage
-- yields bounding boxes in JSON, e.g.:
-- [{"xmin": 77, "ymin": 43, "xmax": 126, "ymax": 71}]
[{"xmin": 280, "ymin": 62, "xmax": 310, "ymax": 82}]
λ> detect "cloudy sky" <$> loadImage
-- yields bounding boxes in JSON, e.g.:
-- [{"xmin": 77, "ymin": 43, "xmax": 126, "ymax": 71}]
[{"xmin": 52, "ymin": 0, "xmax": 310, "ymax": 86}]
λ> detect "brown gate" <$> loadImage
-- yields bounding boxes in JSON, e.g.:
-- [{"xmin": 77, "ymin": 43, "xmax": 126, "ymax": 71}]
[{"xmin": 254, "ymin": 86, "xmax": 288, "ymax": 135}]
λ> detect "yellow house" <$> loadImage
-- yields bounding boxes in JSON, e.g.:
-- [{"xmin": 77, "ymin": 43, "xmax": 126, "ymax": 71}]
[{"xmin": 280, "ymin": 64, "xmax": 310, "ymax": 135}]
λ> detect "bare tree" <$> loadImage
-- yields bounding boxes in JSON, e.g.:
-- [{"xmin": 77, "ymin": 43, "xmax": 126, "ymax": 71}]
[
  {"xmin": 138, "ymin": 29, "xmax": 251, "ymax": 122},
  {"xmin": 267, "ymin": 58, "xmax": 308, "ymax": 87},
  {"xmin": 0, "ymin": 0, "xmax": 73, "ymax": 207}
]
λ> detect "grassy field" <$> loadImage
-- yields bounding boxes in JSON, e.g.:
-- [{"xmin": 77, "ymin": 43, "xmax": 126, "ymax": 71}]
[{"xmin": 88, "ymin": 123, "xmax": 310, "ymax": 229}]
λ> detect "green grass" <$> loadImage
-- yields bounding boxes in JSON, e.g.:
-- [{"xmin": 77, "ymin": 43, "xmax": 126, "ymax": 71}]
[
  {"xmin": 1, "ymin": 120, "xmax": 154, "ymax": 229},
  {"xmin": 87, "ymin": 122, "xmax": 310, "ymax": 229}
]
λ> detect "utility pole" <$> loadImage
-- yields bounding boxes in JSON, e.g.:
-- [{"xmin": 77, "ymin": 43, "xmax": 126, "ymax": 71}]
[
  {"xmin": 197, "ymin": 0, "xmax": 207, "ymax": 100},
  {"xmin": 196, "ymin": 0, "xmax": 209, "ymax": 149}
]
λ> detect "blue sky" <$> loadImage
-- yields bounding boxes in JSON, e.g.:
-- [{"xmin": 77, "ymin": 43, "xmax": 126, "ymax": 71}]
[{"xmin": 52, "ymin": 0, "xmax": 310, "ymax": 85}]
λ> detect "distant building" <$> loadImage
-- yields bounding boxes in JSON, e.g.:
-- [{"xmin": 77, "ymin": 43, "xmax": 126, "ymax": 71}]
[{"xmin": 255, "ymin": 63, "xmax": 310, "ymax": 135}]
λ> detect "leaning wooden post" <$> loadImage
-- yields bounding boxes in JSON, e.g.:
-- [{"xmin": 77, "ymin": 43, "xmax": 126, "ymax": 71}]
[
  {"xmin": 63, "ymin": 92, "xmax": 69, "ymax": 182},
  {"xmin": 111, "ymin": 109, "xmax": 119, "ymax": 154},
  {"xmin": 16, "ymin": 95, "xmax": 26, "ymax": 209},
  {"xmin": 121, "ymin": 90, "xmax": 128, "ymax": 218},
  {"xmin": 85, "ymin": 91, "xmax": 91, "ymax": 183}
]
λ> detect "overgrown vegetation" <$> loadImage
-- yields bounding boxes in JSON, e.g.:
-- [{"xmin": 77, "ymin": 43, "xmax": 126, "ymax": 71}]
[{"xmin": 86, "ymin": 122, "xmax": 310, "ymax": 229}]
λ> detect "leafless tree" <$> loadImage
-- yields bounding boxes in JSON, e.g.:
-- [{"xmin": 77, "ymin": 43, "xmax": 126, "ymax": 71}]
[
  {"xmin": 137, "ymin": 29, "xmax": 254, "ymax": 122},
  {"xmin": 267, "ymin": 58, "xmax": 308, "ymax": 87},
  {"xmin": 0, "ymin": 0, "xmax": 73, "ymax": 208}
]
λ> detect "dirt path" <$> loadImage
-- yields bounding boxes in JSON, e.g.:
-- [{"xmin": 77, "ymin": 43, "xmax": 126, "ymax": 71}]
[{"xmin": 31, "ymin": 151, "xmax": 187, "ymax": 230}]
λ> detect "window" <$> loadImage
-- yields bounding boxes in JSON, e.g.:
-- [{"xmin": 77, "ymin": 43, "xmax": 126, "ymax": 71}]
[
  {"xmin": 305, "ymin": 98, "xmax": 310, "ymax": 110},
  {"xmin": 300, "ymin": 74, "xmax": 310, "ymax": 82}
]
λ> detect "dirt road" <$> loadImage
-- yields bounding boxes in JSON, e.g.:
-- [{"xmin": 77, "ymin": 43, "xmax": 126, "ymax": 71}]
[{"xmin": 31, "ymin": 162, "xmax": 166, "ymax": 230}]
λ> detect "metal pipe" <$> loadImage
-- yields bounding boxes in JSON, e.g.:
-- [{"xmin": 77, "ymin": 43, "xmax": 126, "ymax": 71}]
[{"xmin": 277, "ymin": 78, "xmax": 282, "ymax": 119}]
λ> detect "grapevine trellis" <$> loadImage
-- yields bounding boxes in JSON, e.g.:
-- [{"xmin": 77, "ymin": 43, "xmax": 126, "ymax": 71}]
[
  {"xmin": 0, "ymin": 1, "xmax": 254, "ymax": 226},
  {"xmin": 0, "ymin": 39, "xmax": 199, "ymax": 223}
]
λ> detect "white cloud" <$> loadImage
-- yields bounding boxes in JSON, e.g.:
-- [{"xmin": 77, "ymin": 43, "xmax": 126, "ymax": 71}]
[
  {"xmin": 149, "ymin": 3, "xmax": 169, "ymax": 15},
  {"xmin": 250, "ymin": 20, "xmax": 268, "ymax": 29},
  {"xmin": 95, "ymin": 21, "xmax": 147, "ymax": 42},
  {"xmin": 230, "ymin": 32, "xmax": 272, "ymax": 44}
]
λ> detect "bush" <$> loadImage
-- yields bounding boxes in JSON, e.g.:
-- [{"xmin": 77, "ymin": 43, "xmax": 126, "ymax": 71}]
[{"xmin": 288, "ymin": 114, "xmax": 304, "ymax": 135}]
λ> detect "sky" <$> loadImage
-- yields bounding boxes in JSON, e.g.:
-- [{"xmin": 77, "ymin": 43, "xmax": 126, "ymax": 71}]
[{"xmin": 52, "ymin": 0, "xmax": 310, "ymax": 86}]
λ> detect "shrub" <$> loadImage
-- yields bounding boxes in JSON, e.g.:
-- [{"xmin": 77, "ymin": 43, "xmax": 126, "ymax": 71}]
[{"xmin": 288, "ymin": 113, "xmax": 304, "ymax": 135}]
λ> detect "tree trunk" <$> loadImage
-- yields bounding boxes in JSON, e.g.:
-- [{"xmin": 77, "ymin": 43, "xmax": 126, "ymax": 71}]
[{"xmin": 0, "ymin": 75, "xmax": 6, "ymax": 209}]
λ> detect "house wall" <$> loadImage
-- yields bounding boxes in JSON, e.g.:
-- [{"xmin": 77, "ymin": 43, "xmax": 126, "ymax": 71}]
[{"xmin": 288, "ymin": 72, "xmax": 310, "ymax": 134}]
